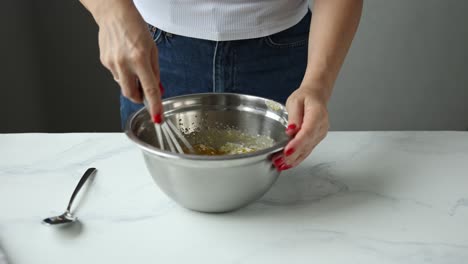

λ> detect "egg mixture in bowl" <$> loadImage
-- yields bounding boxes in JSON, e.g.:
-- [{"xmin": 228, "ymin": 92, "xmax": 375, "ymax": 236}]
[{"xmin": 126, "ymin": 93, "xmax": 289, "ymax": 212}]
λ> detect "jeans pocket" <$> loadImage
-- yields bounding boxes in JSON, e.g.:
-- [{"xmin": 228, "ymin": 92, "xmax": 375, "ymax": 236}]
[
  {"xmin": 264, "ymin": 11, "xmax": 311, "ymax": 48},
  {"xmin": 265, "ymin": 34, "xmax": 307, "ymax": 48},
  {"xmin": 148, "ymin": 24, "xmax": 164, "ymax": 45}
]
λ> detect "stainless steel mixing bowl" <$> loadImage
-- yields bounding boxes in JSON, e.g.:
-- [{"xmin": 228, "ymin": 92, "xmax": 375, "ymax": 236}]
[{"xmin": 125, "ymin": 93, "xmax": 289, "ymax": 213}]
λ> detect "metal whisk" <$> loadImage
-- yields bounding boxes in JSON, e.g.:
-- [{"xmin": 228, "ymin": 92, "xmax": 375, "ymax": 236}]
[
  {"xmin": 154, "ymin": 119, "xmax": 195, "ymax": 154},
  {"xmin": 143, "ymin": 98, "xmax": 194, "ymax": 154}
]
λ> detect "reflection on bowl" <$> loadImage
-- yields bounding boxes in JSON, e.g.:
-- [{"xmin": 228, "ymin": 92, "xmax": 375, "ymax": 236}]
[{"xmin": 126, "ymin": 93, "xmax": 289, "ymax": 213}]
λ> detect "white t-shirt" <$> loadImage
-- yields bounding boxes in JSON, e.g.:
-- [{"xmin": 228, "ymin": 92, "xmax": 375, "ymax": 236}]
[{"xmin": 134, "ymin": 0, "xmax": 309, "ymax": 41}]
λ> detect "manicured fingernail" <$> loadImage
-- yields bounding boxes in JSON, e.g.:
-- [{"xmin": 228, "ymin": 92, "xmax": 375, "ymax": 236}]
[
  {"xmin": 273, "ymin": 157, "xmax": 284, "ymax": 166},
  {"xmin": 159, "ymin": 82, "xmax": 165, "ymax": 95},
  {"xmin": 279, "ymin": 164, "xmax": 292, "ymax": 171},
  {"xmin": 286, "ymin": 124, "xmax": 297, "ymax": 132},
  {"xmin": 273, "ymin": 156, "xmax": 281, "ymax": 162},
  {"xmin": 275, "ymin": 162, "xmax": 285, "ymax": 171},
  {"xmin": 153, "ymin": 113, "xmax": 162, "ymax": 124},
  {"xmin": 285, "ymin": 148, "xmax": 295, "ymax": 156}
]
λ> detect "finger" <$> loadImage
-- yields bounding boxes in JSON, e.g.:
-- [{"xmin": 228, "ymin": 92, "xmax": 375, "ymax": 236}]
[
  {"xmin": 136, "ymin": 61, "xmax": 162, "ymax": 123},
  {"xmin": 283, "ymin": 107, "xmax": 324, "ymax": 164},
  {"xmin": 150, "ymin": 45, "xmax": 165, "ymax": 96},
  {"xmin": 272, "ymin": 154, "xmax": 285, "ymax": 171},
  {"xmin": 117, "ymin": 67, "xmax": 141, "ymax": 103},
  {"xmin": 288, "ymin": 143, "xmax": 314, "ymax": 168},
  {"xmin": 110, "ymin": 68, "xmax": 120, "ymax": 82},
  {"xmin": 281, "ymin": 154, "xmax": 304, "ymax": 171},
  {"xmin": 150, "ymin": 45, "xmax": 160, "ymax": 81},
  {"xmin": 100, "ymin": 55, "xmax": 119, "ymax": 82},
  {"xmin": 286, "ymin": 119, "xmax": 329, "ymax": 168},
  {"xmin": 112, "ymin": 74, "xmax": 120, "ymax": 82},
  {"xmin": 288, "ymin": 121, "xmax": 328, "ymax": 168},
  {"xmin": 285, "ymin": 96, "xmax": 304, "ymax": 136}
]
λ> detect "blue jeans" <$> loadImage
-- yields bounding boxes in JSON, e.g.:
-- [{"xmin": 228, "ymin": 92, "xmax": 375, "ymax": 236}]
[{"xmin": 120, "ymin": 10, "xmax": 311, "ymax": 129}]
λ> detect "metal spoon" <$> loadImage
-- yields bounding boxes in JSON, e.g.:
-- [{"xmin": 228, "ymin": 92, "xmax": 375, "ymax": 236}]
[{"xmin": 42, "ymin": 168, "xmax": 97, "ymax": 226}]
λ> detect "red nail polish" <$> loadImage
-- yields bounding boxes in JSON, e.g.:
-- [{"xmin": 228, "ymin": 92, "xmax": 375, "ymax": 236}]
[
  {"xmin": 159, "ymin": 83, "xmax": 165, "ymax": 95},
  {"xmin": 153, "ymin": 113, "xmax": 162, "ymax": 124},
  {"xmin": 273, "ymin": 157, "xmax": 284, "ymax": 166},
  {"xmin": 285, "ymin": 148, "xmax": 295, "ymax": 156},
  {"xmin": 286, "ymin": 124, "xmax": 297, "ymax": 132},
  {"xmin": 279, "ymin": 164, "xmax": 292, "ymax": 171}
]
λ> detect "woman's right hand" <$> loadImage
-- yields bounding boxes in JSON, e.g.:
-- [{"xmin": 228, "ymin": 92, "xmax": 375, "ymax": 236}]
[{"xmin": 82, "ymin": 0, "xmax": 163, "ymax": 123}]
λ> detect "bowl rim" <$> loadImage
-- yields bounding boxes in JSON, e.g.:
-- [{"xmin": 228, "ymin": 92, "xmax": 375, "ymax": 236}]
[{"xmin": 125, "ymin": 92, "xmax": 289, "ymax": 161}]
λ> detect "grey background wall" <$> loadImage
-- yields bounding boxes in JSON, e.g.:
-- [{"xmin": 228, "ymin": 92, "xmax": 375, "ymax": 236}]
[
  {"xmin": 1, "ymin": 0, "xmax": 467, "ymax": 133},
  {"xmin": 329, "ymin": 0, "xmax": 468, "ymax": 130}
]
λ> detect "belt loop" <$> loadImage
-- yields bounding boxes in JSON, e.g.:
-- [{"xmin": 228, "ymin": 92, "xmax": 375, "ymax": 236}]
[{"xmin": 212, "ymin": 41, "xmax": 219, "ymax": 92}]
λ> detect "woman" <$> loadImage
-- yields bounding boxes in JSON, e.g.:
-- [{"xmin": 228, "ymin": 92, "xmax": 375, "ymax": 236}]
[{"xmin": 80, "ymin": 0, "xmax": 363, "ymax": 170}]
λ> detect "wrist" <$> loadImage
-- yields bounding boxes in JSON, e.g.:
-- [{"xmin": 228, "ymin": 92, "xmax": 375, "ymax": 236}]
[{"xmin": 299, "ymin": 75, "xmax": 333, "ymax": 104}]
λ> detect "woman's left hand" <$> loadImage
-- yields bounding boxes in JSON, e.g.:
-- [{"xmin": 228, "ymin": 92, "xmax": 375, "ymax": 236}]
[{"xmin": 273, "ymin": 82, "xmax": 330, "ymax": 171}]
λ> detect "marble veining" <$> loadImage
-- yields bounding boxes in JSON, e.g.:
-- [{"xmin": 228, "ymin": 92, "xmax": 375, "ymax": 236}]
[
  {"xmin": 449, "ymin": 198, "xmax": 468, "ymax": 216},
  {"xmin": 256, "ymin": 162, "xmax": 349, "ymax": 206},
  {"xmin": 231, "ymin": 228, "xmax": 468, "ymax": 264},
  {"xmin": 0, "ymin": 132, "xmax": 467, "ymax": 264}
]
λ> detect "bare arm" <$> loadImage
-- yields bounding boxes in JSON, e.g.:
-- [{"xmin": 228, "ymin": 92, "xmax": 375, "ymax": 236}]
[
  {"xmin": 79, "ymin": 0, "xmax": 164, "ymax": 123},
  {"xmin": 275, "ymin": 0, "xmax": 363, "ymax": 170},
  {"xmin": 304, "ymin": 0, "xmax": 363, "ymax": 100}
]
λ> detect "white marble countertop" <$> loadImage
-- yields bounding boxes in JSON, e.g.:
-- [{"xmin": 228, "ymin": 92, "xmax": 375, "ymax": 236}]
[{"xmin": 0, "ymin": 132, "xmax": 467, "ymax": 264}]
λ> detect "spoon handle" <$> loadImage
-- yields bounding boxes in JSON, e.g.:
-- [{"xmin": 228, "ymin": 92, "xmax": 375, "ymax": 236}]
[{"xmin": 66, "ymin": 168, "xmax": 97, "ymax": 213}]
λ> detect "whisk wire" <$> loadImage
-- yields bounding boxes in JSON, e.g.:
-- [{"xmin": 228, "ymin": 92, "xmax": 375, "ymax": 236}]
[
  {"xmin": 143, "ymin": 97, "xmax": 193, "ymax": 154},
  {"xmin": 167, "ymin": 120, "xmax": 195, "ymax": 154},
  {"xmin": 163, "ymin": 122, "xmax": 184, "ymax": 153},
  {"xmin": 155, "ymin": 124, "xmax": 165, "ymax": 151}
]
